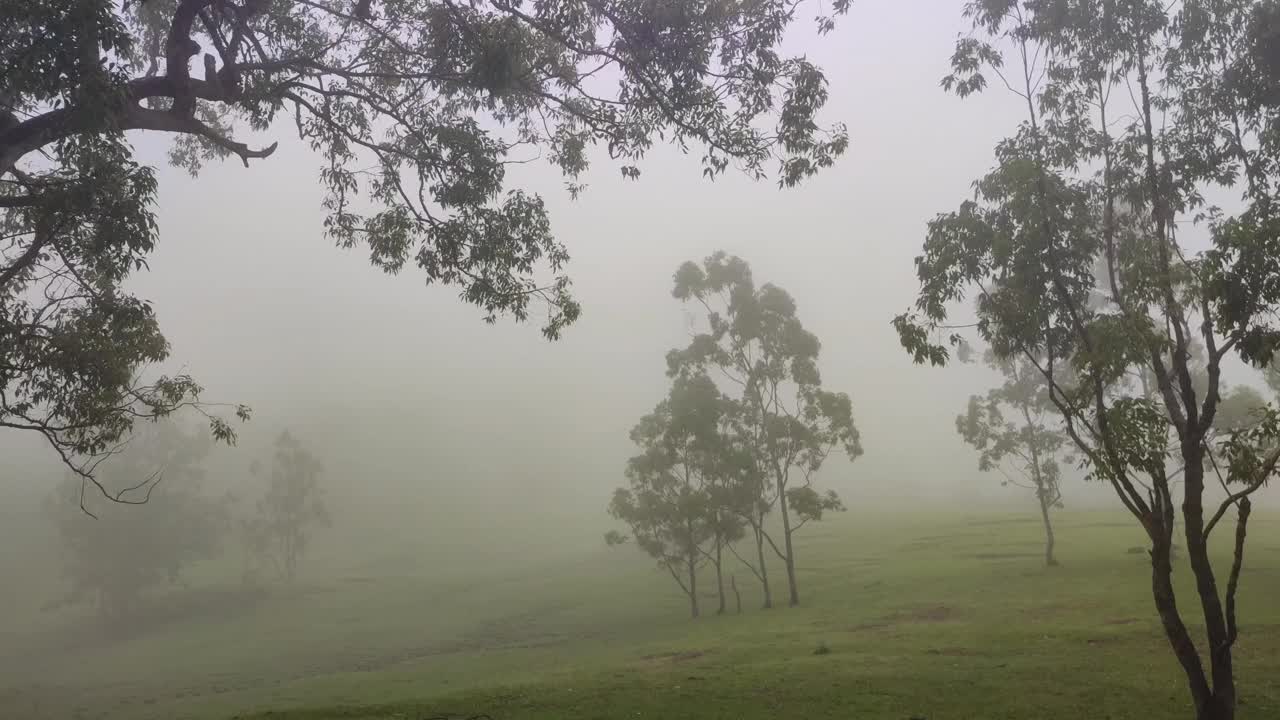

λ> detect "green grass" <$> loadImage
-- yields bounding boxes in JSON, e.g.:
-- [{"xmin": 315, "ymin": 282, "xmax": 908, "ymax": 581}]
[{"xmin": 6, "ymin": 510, "xmax": 1280, "ymax": 719}]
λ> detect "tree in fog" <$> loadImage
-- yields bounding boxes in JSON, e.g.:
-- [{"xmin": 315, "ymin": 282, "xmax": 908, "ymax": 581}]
[
  {"xmin": 669, "ymin": 252, "xmax": 859, "ymax": 607},
  {"xmin": 701, "ymin": 462, "xmax": 748, "ymax": 615},
  {"xmin": 956, "ymin": 352, "xmax": 1067, "ymax": 566},
  {"xmin": 0, "ymin": 0, "xmax": 850, "ymax": 489},
  {"xmin": 243, "ymin": 431, "xmax": 328, "ymax": 583},
  {"xmin": 47, "ymin": 422, "xmax": 230, "ymax": 620},
  {"xmin": 607, "ymin": 374, "xmax": 723, "ymax": 618},
  {"xmin": 714, "ymin": 420, "xmax": 780, "ymax": 608},
  {"xmin": 895, "ymin": 3, "xmax": 1280, "ymax": 717}
]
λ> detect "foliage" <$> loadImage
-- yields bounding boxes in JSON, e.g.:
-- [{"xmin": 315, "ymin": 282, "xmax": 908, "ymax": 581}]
[
  {"xmin": 0, "ymin": 0, "xmax": 849, "ymax": 490},
  {"xmin": 46, "ymin": 421, "xmax": 231, "ymax": 620},
  {"xmin": 895, "ymin": 2, "xmax": 1280, "ymax": 716},
  {"xmin": 242, "ymin": 430, "xmax": 329, "ymax": 583},
  {"xmin": 668, "ymin": 251, "xmax": 859, "ymax": 606}
]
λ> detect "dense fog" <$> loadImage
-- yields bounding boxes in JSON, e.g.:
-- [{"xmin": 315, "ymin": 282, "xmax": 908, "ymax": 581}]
[{"xmin": 4, "ymin": 1, "xmax": 1279, "ymax": 718}]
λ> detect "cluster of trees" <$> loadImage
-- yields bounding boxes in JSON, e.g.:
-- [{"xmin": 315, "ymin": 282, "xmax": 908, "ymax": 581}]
[
  {"xmin": 46, "ymin": 424, "xmax": 329, "ymax": 622},
  {"xmin": 895, "ymin": 2, "xmax": 1280, "ymax": 718},
  {"xmin": 607, "ymin": 253, "xmax": 860, "ymax": 616}
]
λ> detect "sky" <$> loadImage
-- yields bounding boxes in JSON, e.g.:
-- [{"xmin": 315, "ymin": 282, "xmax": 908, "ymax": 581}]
[{"xmin": 4, "ymin": 0, "xmax": 1180, "ymax": 521}]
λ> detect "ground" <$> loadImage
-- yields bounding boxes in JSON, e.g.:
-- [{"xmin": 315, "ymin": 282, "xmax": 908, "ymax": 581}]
[{"xmin": 4, "ymin": 510, "xmax": 1280, "ymax": 719}]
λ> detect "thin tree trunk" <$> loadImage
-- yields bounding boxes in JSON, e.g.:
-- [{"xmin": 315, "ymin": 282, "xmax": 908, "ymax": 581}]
[
  {"xmin": 1018, "ymin": 402, "xmax": 1056, "ymax": 567},
  {"xmin": 1039, "ymin": 492, "xmax": 1057, "ymax": 567},
  {"xmin": 755, "ymin": 522, "xmax": 772, "ymax": 609},
  {"xmin": 714, "ymin": 532, "xmax": 726, "ymax": 615},
  {"xmin": 778, "ymin": 483, "xmax": 799, "ymax": 607},
  {"xmin": 688, "ymin": 551, "xmax": 699, "ymax": 619},
  {"xmin": 730, "ymin": 575, "xmax": 742, "ymax": 614}
]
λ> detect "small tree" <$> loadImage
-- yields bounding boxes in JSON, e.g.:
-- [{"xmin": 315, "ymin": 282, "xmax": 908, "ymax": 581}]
[
  {"xmin": 669, "ymin": 252, "xmax": 860, "ymax": 607},
  {"xmin": 47, "ymin": 422, "xmax": 230, "ymax": 621},
  {"xmin": 607, "ymin": 374, "xmax": 722, "ymax": 618},
  {"xmin": 956, "ymin": 353, "xmax": 1067, "ymax": 566},
  {"xmin": 243, "ymin": 431, "xmax": 328, "ymax": 583}
]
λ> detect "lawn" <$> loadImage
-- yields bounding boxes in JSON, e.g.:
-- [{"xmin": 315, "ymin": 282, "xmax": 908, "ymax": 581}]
[{"xmin": 4, "ymin": 510, "xmax": 1280, "ymax": 719}]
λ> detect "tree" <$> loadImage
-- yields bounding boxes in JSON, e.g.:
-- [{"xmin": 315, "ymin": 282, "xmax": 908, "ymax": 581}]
[
  {"xmin": 714, "ymin": 411, "xmax": 779, "ymax": 608},
  {"xmin": 669, "ymin": 252, "xmax": 859, "ymax": 607},
  {"xmin": 243, "ymin": 430, "xmax": 328, "ymax": 582},
  {"xmin": 46, "ymin": 421, "xmax": 231, "ymax": 621},
  {"xmin": 701, "ymin": 454, "xmax": 748, "ymax": 615},
  {"xmin": 956, "ymin": 352, "xmax": 1067, "ymax": 566},
  {"xmin": 607, "ymin": 373, "xmax": 723, "ymax": 618},
  {"xmin": 0, "ymin": 0, "xmax": 850, "ymax": 491},
  {"xmin": 895, "ymin": 3, "xmax": 1280, "ymax": 717}
]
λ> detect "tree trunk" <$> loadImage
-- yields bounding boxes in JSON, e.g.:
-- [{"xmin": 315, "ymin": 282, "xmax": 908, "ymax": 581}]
[
  {"xmin": 731, "ymin": 575, "xmax": 742, "ymax": 614},
  {"xmin": 714, "ymin": 534, "xmax": 726, "ymax": 615},
  {"xmin": 755, "ymin": 522, "xmax": 772, "ymax": 609},
  {"xmin": 1019, "ymin": 402, "xmax": 1056, "ymax": 567},
  {"xmin": 1151, "ymin": 525, "xmax": 1220, "ymax": 718},
  {"xmin": 1039, "ymin": 492, "xmax": 1058, "ymax": 567},
  {"xmin": 1181, "ymin": 457, "xmax": 1236, "ymax": 719},
  {"xmin": 688, "ymin": 551, "xmax": 699, "ymax": 619},
  {"xmin": 778, "ymin": 484, "xmax": 800, "ymax": 607}
]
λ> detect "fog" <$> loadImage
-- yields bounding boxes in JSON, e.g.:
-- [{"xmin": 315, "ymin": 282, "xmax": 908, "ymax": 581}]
[{"xmin": 3, "ymin": 2, "xmax": 1274, "ymax": 717}]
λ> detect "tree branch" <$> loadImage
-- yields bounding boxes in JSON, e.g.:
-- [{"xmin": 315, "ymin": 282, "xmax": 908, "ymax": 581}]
[
  {"xmin": 1204, "ymin": 445, "xmax": 1280, "ymax": 540},
  {"xmin": 1224, "ymin": 497, "xmax": 1250, "ymax": 649}
]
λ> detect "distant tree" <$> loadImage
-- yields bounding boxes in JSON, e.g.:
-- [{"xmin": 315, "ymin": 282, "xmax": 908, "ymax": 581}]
[
  {"xmin": 607, "ymin": 374, "xmax": 723, "ymax": 618},
  {"xmin": 669, "ymin": 252, "xmax": 859, "ymax": 607},
  {"xmin": 956, "ymin": 353, "xmax": 1067, "ymax": 566},
  {"xmin": 46, "ymin": 422, "xmax": 230, "ymax": 620},
  {"xmin": 242, "ymin": 431, "xmax": 328, "ymax": 583},
  {"xmin": 1213, "ymin": 386, "xmax": 1269, "ymax": 435},
  {"xmin": 0, "ymin": 0, "xmax": 851, "ymax": 489},
  {"xmin": 895, "ymin": 3, "xmax": 1280, "ymax": 717}
]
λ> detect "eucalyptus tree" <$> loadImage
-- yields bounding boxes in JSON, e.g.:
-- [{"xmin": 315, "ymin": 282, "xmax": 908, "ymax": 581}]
[
  {"xmin": 669, "ymin": 252, "xmax": 859, "ymax": 607},
  {"xmin": 0, "ymin": 0, "xmax": 850, "ymax": 492},
  {"xmin": 607, "ymin": 373, "xmax": 724, "ymax": 618},
  {"xmin": 895, "ymin": 2, "xmax": 1280, "ymax": 717},
  {"xmin": 957, "ymin": 352, "xmax": 1067, "ymax": 566}
]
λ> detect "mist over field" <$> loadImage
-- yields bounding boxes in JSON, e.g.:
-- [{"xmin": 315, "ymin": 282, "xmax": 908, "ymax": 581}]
[{"xmin": 6, "ymin": 1, "xmax": 1280, "ymax": 719}]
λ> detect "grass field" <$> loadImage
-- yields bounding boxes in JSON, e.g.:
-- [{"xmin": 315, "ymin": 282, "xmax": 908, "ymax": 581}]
[{"xmin": 5, "ymin": 509, "xmax": 1280, "ymax": 720}]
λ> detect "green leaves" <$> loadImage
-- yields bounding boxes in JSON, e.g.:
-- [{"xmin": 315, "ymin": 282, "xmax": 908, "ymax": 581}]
[
  {"xmin": 785, "ymin": 486, "xmax": 845, "ymax": 523},
  {"xmin": 3, "ymin": 0, "xmax": 848, "ymax": 489}
]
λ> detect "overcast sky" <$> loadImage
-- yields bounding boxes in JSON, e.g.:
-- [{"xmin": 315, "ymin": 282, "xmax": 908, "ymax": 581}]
[{"xmin": 5, "ymin": 1, "xmax": 1187, "ymax": 517}]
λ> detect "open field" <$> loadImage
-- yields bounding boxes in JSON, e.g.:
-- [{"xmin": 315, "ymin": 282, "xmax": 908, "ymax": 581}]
[{"xmin": 5, "ymin": 510, "xmax": 1280, "ymax": 720}]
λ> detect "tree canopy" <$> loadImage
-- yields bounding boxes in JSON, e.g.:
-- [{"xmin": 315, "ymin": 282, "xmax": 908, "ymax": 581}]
[{"xmin": 0, "ymin": 0, "xmax": 849, "ymax": 492}]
